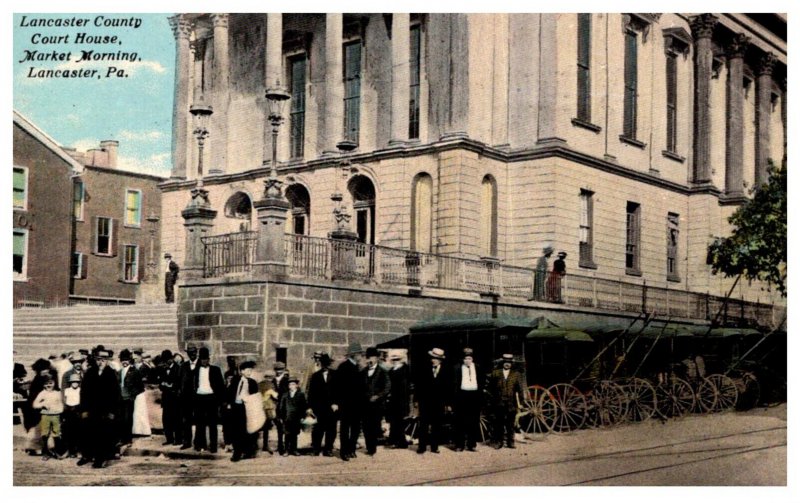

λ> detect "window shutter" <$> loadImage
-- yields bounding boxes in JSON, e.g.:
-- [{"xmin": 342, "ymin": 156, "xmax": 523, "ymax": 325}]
[
  {"xmin": 80, "ymin": 254, "xmax": 88, "ymax": 279},
  {"xmin": 110, "ymin": 219, "xmax": 118, "ymax": 256},
  {"xmin": 137, "ymin": 247, "xmax": 145, "ymax": 283},
  {"xmin": 119, "ymin": 245, "xmax": 126, "ymax": 281},
  {"xmin": 92, "ymin": 216, "xmax": 99, "ymax": 254}
]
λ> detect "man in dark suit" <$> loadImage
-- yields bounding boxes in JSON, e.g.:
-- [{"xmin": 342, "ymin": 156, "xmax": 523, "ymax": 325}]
[
  {"xmin": 178, "ymin": 345, "xmax": 199, "ymax": 449},
  {"xmin": 361, "ymin": 347, "xmax": 391, "ymax": 456},
  {"xmin": 227, "ymin": 360, "xmax": 259, "ymax": 462},
  {"xmin": 158, "ymin": 350, "xmax": 182, "ymax": 446},
  {"xmin": 334, "ymin": 342, "xmax": 364, "ymax": 461},
  {"xmin": 415, "ymin": 347, "xmax": 452, "ymax": 454},
  {"xmin": 192, "ymin": 347, "xmax": 225, "ymax": 452},
  {"xmin": 306, "ymin": 354, "xmax": 337, "ymax": 456},
  {"xmin": 452, "ymin": 347, "xmax": 483, "ymax": 452},
  {"xmin": 164, "ymin": 253, "xmax": 179, "ymax": 303},
  {"xmin": 387, "ymin": 353, "xmax": 412, "ymax": 449},
  {"xmin": 117, "ymin": 348, "xmax": 144, "ymax": 447},
  {"xmin": 488, "ymin": 353, "xmax": 524, "ymax": 449},
  {"xmin": 271, "ymin": 361, "xmax": 290, "ymax": 455},
  {"xmin": 78, "ymin": 349, "xmax": 120, "ymax": 469}
]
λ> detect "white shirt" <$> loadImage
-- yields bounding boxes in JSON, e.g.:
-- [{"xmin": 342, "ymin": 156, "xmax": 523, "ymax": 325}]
[
  {"xmin": 367, "ymin": 365, "xmax": 376, "ymax": 377},
  {"xmin": 322, "ymin": 370, "xmax": 329, "ymax": 383},
  {"xmin": 461, "ymin": 364, "xmax": 478, "ymax": 391},
  {"xmin": 120, "ymin": 365, "xmax": 129, "ymax": 391},
  {"xmin": 189, "ymin": 359, "xmax": 198, "ymax": 371},
  {"xmin": 235, "ymin": 378, "xmax": 247, "ymax": 404},
  {"xmin": 64, "ymin": 387, "xmax": 81, "ymax": 407},
  {"xmin": 432, "ymin": 365, "xmax": 440, "ymax": 378},
  {"xmin": 197, "ymin": 366, "xmax": 213, "ymax": 394},
  {"xmin": 502, "ymin": 368, "xmax": 510, "ymax": 380}
]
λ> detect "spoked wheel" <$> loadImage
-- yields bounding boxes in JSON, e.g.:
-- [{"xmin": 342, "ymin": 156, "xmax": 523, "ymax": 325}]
[
  {"xmin": 734, "ymin": 373, "xmax": 761, "ymax": 411},
  {"xmin": 518, "ymin": 385, "xmax": 557, "ymax": 438},
  {"xmin": 655, "ymin": 377, "xmax": 695, "ymax": 419},
  {"xmin": 547, "ymin": 383, "xmax": 588, "ymax": 432},
  {"xmin": 587, "ymin": 380, "xmax": 629, "ymax": 428},
  {"xmin": 622, "ymin": 378, "xmax": 657, "ymax": 422},
  {"xmin": 707, "ymin": 374, "xmax": 738, "ymax": 412},
  {"xmin": 479, "ymin": 411, "xmax": 493, "ymax": 443},
  {"xmin": 694, "ymin": 377, "xmax": 718, "ymax": 413}
]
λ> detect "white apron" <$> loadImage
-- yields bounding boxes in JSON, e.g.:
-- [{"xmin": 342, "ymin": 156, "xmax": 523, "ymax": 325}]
[{"xmin": 132, "ymin": 391, "xmax": 152, "ymax": 436}]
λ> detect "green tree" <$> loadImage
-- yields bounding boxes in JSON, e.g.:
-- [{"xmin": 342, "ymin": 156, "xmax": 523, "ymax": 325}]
[{"xmin": 707, "ymin": 161, "xmax": 787, "ymax": 296}]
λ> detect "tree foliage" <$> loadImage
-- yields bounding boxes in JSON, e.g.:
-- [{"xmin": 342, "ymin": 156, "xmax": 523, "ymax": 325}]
[{"xmin": 708, "ymin": 161, "xmax": 787, "ymax": 296}]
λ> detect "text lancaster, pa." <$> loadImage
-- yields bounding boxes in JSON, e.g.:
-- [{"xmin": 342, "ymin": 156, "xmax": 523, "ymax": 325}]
[{"xmin": 18, "ymin": 15, "xmax": 143, "ymax": 29}]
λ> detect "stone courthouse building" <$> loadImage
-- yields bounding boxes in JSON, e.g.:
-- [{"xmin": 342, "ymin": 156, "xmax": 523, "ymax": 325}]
[{"xmin": 158, "ymin": 13, "xmax": 786, "ymax": 367}]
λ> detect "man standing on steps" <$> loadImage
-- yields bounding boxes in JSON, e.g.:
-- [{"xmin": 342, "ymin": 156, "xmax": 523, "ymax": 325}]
[
  {"xmin": 164, "ymin": 253, "xmax": 179, "ymax": 304},
  {"xmin": 178, "ymin": 345, "xmax": 199, "ymax": 450}
]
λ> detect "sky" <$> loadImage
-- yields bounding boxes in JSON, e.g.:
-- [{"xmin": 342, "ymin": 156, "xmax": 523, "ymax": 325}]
[{"xmin": 13, "ymin": 13, "xmax": 175, "ymax": 176}]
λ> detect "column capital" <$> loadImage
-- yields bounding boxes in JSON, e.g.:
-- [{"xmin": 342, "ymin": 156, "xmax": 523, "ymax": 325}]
[
  {"xmin": 689, "ymin": 14, "xmax": 718, "ymax": 40},
  {"xmin": 169, "ymin": 14, "xmax": 192, "ymax": 41},
  {"xmin": 210, "ymin": 13, "xmax": 229, "ymax": 29},
  {"xmin": 725, "ymin": 33, "xmax": 750, "ymax": 59},
  {"xmin": 757, "ymin": 52, "xmax": 777, "ymax": 76}
]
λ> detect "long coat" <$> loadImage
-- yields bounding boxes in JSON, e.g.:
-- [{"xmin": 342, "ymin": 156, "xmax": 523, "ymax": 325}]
[
  {"xmin": 333, "ymin": 359, "xmax": 362, "ymax": 413},
  {"xmin": 119, "ymin": 365, "xmax": 144, "ymax": 401},
  {"xmin": 307, "ymin": 369, "xmax": 336, "ymax": 417},
  {"xmin": 362, "ymin": 364, "xmax": 391, "ymax": 410},
  {"xmin": 488, "ymin": 368, "xmax": 524, "ymax": 412},
  {"xmin": 81, "ymin": 366, "xmax": 121, "ymax": 417},
  {"xmin": 415, "ymin": 364, "xmax": 452, "ymax": 416}
]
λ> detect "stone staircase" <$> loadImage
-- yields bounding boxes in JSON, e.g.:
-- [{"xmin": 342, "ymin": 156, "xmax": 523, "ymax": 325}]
[{"xmin": 13, "ymin": 303, "xmax": 178, "ymax": 368}]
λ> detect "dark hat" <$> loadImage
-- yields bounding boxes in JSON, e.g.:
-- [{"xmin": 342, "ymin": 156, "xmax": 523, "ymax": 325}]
[
  {"xmin": 274, "ymin": 361, "xmax": 286, "ymax": 370},
  {"xmin": 164, "ymin": 253, "xmax": 172, "ymax": 259},
  {"xmin": 501, "ymin": 353, "xmax": 514, "ymax": 362},
  {"xmin": 119, "ymin": 349, "xmax": 133, "ymax": 362},
  {"xmin": 160, "ymin": 349, "xmax": 173, "ymax": 361},
  {"xmin": 198, "ymin": 347, "xmax": 210, "ymax": 359},
  {"xmin": 346, "ymin": 342, "xmax": 363, "ymax": 356},
  {"xmin": 288, "ymin": 377, "xmax": 300, "ymax": 384},
  {"xmin": 463, "ymin": 348, "xmax": 474, "ymax": 357},
  {"xmin": 69, "ymin": 354, "xmax": 85, "ymax": 363},
  {"xmin": 365, "ymin": 347, "xmax": 379, "ymax": 358},
  {"xmin": 32, "ymin": 358, "xmax": 51, "ymax": 372},
  {"xmin": 428, "ymin": 348, "xmax": 446, "ymax": 359},
  {"xmin": 558, "ymin": 251, "xmax": 567, "ymax": 258},
  {"xmin": 78, "ymin": 349, "xmax": 90, "ymax": 356},
  {"xmin": 132, "ymin": 348, "xmax": 144, "ymax": 355},
  {"xmin": 239, "ymin": 361, "xmax": 256, "ymax": 370},
  {"xmin": 319, "ymin": 354, "xmax": 332, "ymax": 366},
  {"xmin": 312, "ymin": 351, "xmax": 323, "ymax": 359},
  {"xmin": 94, "ymin": 349, "xmax": 111, "ymax": 359},
  {"xmin": 14, "ymin": 363, "xmax": 27, "ymax": 379},
  {"xmin": 67, "ymin": 373, "xmax": 82, "ymax": 384}
]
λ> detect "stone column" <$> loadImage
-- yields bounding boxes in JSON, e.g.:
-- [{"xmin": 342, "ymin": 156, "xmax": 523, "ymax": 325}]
[
  {"xmin": 442, "ymin": 13, "xmax": 469, "ymax": 140},
  {"xmin": 323, "ymin": 14, "xmax": 344, "ymax": 155},
  {"xmin": 689, "ymin": 14, "xmax": 718, "ymax": 184},
  {"xmin": 253, "ymin": 181, "xmax": 290, "ymax": 278},
  {"xmin": 536, "ymin": 13, "xmax": 565, "ymax": 145},
  {"xmin": 210, "ymin": 14, "xmax": 230, "ymax": 174},
  {"xmin": 389, "ymin": 13, "xmax": 410, "ymax": 146},
  {"xmin": 724, "ymin": 33, "xmax": 749, "ymax": 199},
  {"xmin": 755, "ymin": 52, "xmax": 777, "ymax": 185},
  {"xmin": 170, "ymin": 15, "xmax": 192, "ymax": 179},
  {"xmin": 181, "ymin": 182, "xmax": 217, "ymax": 280}
]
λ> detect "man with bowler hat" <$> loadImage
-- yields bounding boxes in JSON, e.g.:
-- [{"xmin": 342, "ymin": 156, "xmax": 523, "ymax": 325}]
[
  {"xmin": 158, "ymin": 349, "xmax": 182, "ymax": 446},
  {"xmin": 387, "ymin": 353, "xmax": 412, "ymax": 449},
  {"xmin": 228, "ymin": 360, "xmax": 259, "ymax": 461},
  {"xmin": 334, "ymin": 342, "xmax": 364, "ymax": 460},
  {"xmin": 488, "ymin": 354, "xmax": 525, "ymax": 449},
  {"xmin": 278, "ymin": 376, "xmax": 307, "ymax": 456},
  {"xmin": 415, "ymin": 348, "xmax": 452, "ymax": 454},
  {"xmin": 361, "ymin": 347, "xmax": 391, "ymax": 455},
  {"xmin": 306, "ymin": 353, "xmax": 337, "ymax": 456},
  {"xmin": 78, "ymin": 348, "xmax": 120, "ymax": 468},
  {"xmin": 178, "ymin": 345, "xmax": 199, "ymax": 449},
  {"xmin": 118, "ymin": 348, "xmax": 144, "ymax": 447},
  {"xmin": 452, "ymin": 347, "xmax": 484, "ymax": 452},
  {"xmin": 192, "ymin": 347, "xmax": 225, "ymax": 452}
]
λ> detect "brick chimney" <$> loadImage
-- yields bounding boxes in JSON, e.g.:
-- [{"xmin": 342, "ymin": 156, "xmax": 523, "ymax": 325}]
[{"xmin": 99, "ymin": 140, "xmax": 119, "ymax": 168}]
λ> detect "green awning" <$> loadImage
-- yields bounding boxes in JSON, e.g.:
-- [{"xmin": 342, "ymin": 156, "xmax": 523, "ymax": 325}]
[
  {"xmin": 525, "ymin": 328, "xmax": 594, "ymax": 343},
  {"xmin": 408, "ymin": 315, "xmax": 554, "ymax": 333},
  {"xmin": 687, "ymin": 327, "xmax": 762, "ymax": 338}
]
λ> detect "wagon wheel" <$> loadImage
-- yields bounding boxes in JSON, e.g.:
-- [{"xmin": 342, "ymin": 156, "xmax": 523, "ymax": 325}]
[
  {"xmin": 734, "ymin": 373, "xmax": 760, "ymax": 411},
  {"xmin": 623, "ymin": 378, "xmax": 657, "ymax": 422},
  {"xmin": 479, "ymin": 411, "xmax": 493, "ymax": 443},
  {"xmin": 694, "ymin": 377, "xmax": 718, "ymax": 413},
  {"xmin": 655, "ymin": 377, "xmax": 695, "ymax": 419},
  {"xmin": 707, "ymin": 374, "xmax": 738, "ymax": 412},
  {"xmin": 518, "ymin": 385, "xmax": 557, "ymax": 438},
  {"xmin": 546, "ymin": 383, "xmax": 588, "ymax": 432},
  {"xmin": 587, "ymin": 380, "xmax": 628, "ymax": 428}
]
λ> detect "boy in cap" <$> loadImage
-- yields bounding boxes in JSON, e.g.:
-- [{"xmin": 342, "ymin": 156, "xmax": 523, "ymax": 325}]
[
  {"xmin": 415, "ymin": 348, "xmax": 452, "ymax": 454},
  {"xmin": 61, "ymin": 353, "xmax": 85, "ymax": 394},
  {"xmin": 334, "ymin": 342, "xmax": 364, "ymax": 460},
  {"xmin": 62, "ymin": 373, "xmax": 82, "ymax": 457},
  {"xmin": 277, "ymin": 376, "xmax": 307, "ymax": 456},
  {"xmin": 488, "ymin": 354, "xmax": 525, "ymax": 449},
  {"xmin": 227, "ymin": 361, "xmax": 259, "ymax": 462},
  {"xmin": 271, "ymin": 361, "xmax": 290, "ymax": 455},
  {"xmin": 361, "ymin": 347, "xmax": 390, "ymax": 456},
  {"xmin": 32, "ymin": 376, "xmax": 65, "ymax": 459}
]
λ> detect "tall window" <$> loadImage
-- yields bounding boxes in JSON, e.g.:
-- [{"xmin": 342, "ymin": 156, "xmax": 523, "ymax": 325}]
[
  {"xmin": 289, "ymin": 55, "xmax": 307, "ymax": 158},
  {"xmin": 480, "ymin": 175, "xmax": 497, "ymax": 257},
  {"xmin": 72, "ymin": 252, "xmax": 85, "ymax": 279},
  {"xmin": 409, "ymin": 24, "xmax": 422, "ymax": 139},
  {"xmin": 579, "ymin": 189, "xmax": 595, "ymax": 267},
  {"xmin": 73, "ymin": 180, "xmax": 84, "ymax": 220},
  {"xmin": 125, "ymin": 189, "xmax": 142, "ymax": 227},
  {"xmin": 123, "ymin": 244, "xmax": 139, "ymax": 282},
  {"xmin": 625, "ymin": 202, "xmax": 641, "ymax": 274},
  {"xmin": 95, "ymin": 217, "xmax": 113, "ymax": 255},
  {"xmin": 13, "ymin": 166, "xmax": 27, "ymax": 209},
  {"xmin": 285, "ymin": 184, "xmax": 311, "ymax": 236},
  {"xmin": 576, "ymin": 14, "xmax": 592, "ymax": 122},
  {"xmin": 666, "ymin": 52, "xmax": 678, "ymax": 152},
  {"xmin": 13, "ymin": 229, "xmax": 27, "ymax": 279},
  {"xmin": 623, "ymin": 30, "xmax": 638, "ymax": 139},
  {"xmin": 343, "ymin": 41, "xmax": 362, "ymax": 143},
  {"xmin": 667, "ymin": 213, "xmax": 680, "ymax": 281},
  {"xmin": 411, "ymin": 174, "xmax": 433, "ymax": 253}
]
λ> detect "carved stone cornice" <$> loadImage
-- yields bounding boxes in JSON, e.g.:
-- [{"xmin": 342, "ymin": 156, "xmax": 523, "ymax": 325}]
[
  {"xmin": 689, "ymin": 14, "xmax": 718, "ymax": 40},
  {"xmin": 169, "ymin": 14, "xmax": 192, "ymax": 41},
  {"xmin": 663, "ymin": 27, "xmax": 692, "ymax": 56},
  {"xmin": 725, "ymin": 33, "xmax": 750, "ymax": 59},
  {"xmin": 210, "ymin": 14, "xmax": 229, "ymax": 29},
  {"xmin": 757, "ymin": 52, "xmax": 777, "ymax": 76}
]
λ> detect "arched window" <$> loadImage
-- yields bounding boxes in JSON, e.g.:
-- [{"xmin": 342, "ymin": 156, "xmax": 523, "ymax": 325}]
[
  {"xmin": 347, "ymin": 175, "xmax": 376, "ymax": 246},
  {"xmin": 224, "ymin": 192, "xmax": 253, "ymax": 232},
  {"xmin": 285, "ymin": 184, "xmax": 311, "ymax": 235},
  {"xmin": 411, "ymin": 173, "xmax": 433, "ymax": 253},
  {"xmin": 480, "ymin": 175, "xmax": 498, "ymax": 257}
]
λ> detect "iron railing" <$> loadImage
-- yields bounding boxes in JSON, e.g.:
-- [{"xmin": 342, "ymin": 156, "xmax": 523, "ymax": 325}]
[{"xmin": 201, "ymin": 232, "xmax": 781, "ymax": 327}]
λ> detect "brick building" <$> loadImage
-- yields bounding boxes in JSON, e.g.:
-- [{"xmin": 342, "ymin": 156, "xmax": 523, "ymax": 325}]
[{"xmin": 13, "ymin": 111, "xmax": 83, "ymax": 307}]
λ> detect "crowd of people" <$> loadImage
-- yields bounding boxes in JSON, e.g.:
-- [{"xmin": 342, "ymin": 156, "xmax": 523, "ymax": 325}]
[{"xmin": 13, "ymin": 341, "xmax": 527, "ymax": 468}]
